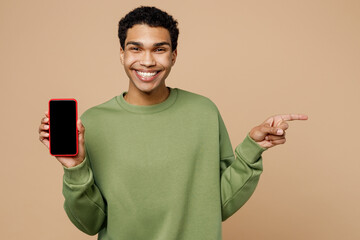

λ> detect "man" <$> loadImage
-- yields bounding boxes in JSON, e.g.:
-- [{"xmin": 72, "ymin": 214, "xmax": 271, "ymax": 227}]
[{"xmin": 38, "ymin": 6, "xmax": 307, "ymax": 240}]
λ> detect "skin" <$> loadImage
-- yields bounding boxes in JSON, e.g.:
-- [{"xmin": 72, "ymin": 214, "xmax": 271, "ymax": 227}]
[
  {"xmin": 249, "ymin": 114, "xmax": 308, "ymax": 148},
  {"xmin": 38, "ymin": 24, "xmax": 308, "ymax": 167},
  {"xmin": 119, "ymin": 24, "xmax": 177, "ymax": 106}
]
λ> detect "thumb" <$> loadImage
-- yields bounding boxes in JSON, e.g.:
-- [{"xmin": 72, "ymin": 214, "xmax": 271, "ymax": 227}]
[
  {"xmin": 77, "ymin": 119, "xmax": 85, "ymax": 134},
  {"xmin": 77, "ymin": 119, "xmax": 86, "ymax": 157},
  {"xmin": 261, "ymin": 123, "xmax": 284, "ymax": 136}
]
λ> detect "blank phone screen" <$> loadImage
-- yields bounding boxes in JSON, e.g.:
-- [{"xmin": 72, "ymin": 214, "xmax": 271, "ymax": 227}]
[{"xmin": 49, "ymin": 99, "xmax": 77, "ymax": 156}]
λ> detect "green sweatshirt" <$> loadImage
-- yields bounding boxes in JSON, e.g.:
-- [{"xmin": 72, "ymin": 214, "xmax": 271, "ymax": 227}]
[{"xmin": 62, "ymin": 87, "xmax": 266, "ymax": 240}]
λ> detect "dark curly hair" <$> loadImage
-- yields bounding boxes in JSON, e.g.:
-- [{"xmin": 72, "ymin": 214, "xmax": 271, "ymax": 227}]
[{"xmin": 118, "ymin": 6, "xmax": 179, "ymax": 51}]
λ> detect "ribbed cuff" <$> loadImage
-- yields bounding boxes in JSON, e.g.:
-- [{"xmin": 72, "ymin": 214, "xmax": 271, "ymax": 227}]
[
  {"xmin": 63, "ymin": 157, "xmax": 91, "ymax": 185},
  {"xmin": 236, "ymin": 134, "xmax": 267, "ymax": 164}
]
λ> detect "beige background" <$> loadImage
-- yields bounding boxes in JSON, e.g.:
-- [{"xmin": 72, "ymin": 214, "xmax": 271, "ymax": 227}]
[{"xmin": 1, "ymin": 0, "xmax": 359, "ymax": 239}]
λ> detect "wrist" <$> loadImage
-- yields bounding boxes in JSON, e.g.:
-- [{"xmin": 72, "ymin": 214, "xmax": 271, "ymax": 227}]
[
  {"xmin": 63, "ymin": 157, "xmax": 91, "ymax": 185},
  {"xmin": 61, "ymin": 158, "xmax": 85, "ymax": 169}
]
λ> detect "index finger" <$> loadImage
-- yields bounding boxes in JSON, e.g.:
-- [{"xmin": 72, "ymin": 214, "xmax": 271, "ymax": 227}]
[
  {"xmin": 41, "ymin": 116, "xmax": 49, "ymax": 124},
  {"xmin": 280, "ymin": 114, "xmax": 308, "ymax": 121}
]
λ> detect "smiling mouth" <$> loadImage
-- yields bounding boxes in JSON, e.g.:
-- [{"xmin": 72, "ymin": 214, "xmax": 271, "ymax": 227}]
[{"xmin": 134, "ymin": 70, "xmax": 161, "ymax": 82}]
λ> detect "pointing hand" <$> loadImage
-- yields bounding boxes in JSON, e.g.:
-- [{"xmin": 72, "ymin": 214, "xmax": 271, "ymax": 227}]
[{"xmin": 249, "ymin": 114, "xmax": 308, "ymax": 148}]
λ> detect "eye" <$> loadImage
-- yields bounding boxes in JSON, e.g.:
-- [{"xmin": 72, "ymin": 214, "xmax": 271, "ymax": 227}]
[
  {"xmin": 155, "ymin": 48, "xmax": 166, "ymax": 52},
  {"xmin": 130, "ymin": 47, "xmax": 140, "ymax": 51}
]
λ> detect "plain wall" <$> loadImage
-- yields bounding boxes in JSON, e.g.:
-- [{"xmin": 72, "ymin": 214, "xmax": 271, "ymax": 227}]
[{"xmin": 1, "ymin": 0, "xmax": 359, "ymax": 239}]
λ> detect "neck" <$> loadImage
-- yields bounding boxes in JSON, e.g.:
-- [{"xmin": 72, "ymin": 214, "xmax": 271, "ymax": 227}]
[{"xmin": 124, "ymin": 85, "xmax": 170, "ymax": 106}]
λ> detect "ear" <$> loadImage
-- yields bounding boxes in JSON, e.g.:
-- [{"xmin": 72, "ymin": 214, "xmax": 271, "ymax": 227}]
[
  {"xmin": 120, "ymin": 47, "xmax": 125, "ymax": 65},
  {"xmin": 171, "ymin": 49, "xmax": 177, "ymax": 66}
]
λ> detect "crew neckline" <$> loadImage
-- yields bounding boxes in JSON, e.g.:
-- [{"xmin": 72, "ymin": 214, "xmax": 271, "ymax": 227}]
[{"xmin": 116, "ymin": 87, "xmax": 178, "ymax": 114}]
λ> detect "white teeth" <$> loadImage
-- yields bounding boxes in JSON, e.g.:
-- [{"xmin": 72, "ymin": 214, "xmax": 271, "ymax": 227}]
[{"xmin": 136, "ymin": 71, "xmax": 157, "ymax": 77}]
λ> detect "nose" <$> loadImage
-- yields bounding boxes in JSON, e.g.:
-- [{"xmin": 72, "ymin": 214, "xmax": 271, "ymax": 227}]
[{"xmin": 139, "ymin": 51, "xmax": 156, "ymax": 67}]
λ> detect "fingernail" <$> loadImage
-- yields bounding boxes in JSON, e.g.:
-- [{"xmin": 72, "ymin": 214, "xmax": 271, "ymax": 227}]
[{"xmin": 277, "ymin": 129, "xmax": 284, "ymax": 135}]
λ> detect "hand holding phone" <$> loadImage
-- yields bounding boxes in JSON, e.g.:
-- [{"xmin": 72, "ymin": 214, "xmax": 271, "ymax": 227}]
[{"xmin": 38, "ymin": 99, "xmax": 86, "ymax": 168}]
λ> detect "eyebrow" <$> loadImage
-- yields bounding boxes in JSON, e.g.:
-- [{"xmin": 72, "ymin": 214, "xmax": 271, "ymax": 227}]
[
  {"xmin": 154, "ymin": 42, "xmax": 171, "ymax": 47},
  {"xmin": 126, "ymin": 41, "xmax": 171, "ymax": 47}
]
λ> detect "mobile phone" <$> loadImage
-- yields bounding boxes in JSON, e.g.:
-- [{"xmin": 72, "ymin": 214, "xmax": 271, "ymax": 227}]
[{"xmin": 48, "ymin": 99, "xmax": 78, "ymax": 156}]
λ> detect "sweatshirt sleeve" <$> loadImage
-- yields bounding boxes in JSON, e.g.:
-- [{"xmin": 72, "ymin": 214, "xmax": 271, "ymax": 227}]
[
  {"xmin": 218, "ymin": 112, "xmax": 266, "ymax": 221},
  {"xmin": 62, "ymin": 148, "xmax": 107, "ymax": 235}
]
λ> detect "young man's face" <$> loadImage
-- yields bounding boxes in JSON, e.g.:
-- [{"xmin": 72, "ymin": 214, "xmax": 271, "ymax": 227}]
[{"xmin": 120, "ymin": 24, "xmax": 177, "ymax": 94}]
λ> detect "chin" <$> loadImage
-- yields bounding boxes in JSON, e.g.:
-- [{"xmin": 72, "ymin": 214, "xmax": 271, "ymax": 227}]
[{"xmin": 133, "ymin": 81, "xmax": 162, "ymax": 94}]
